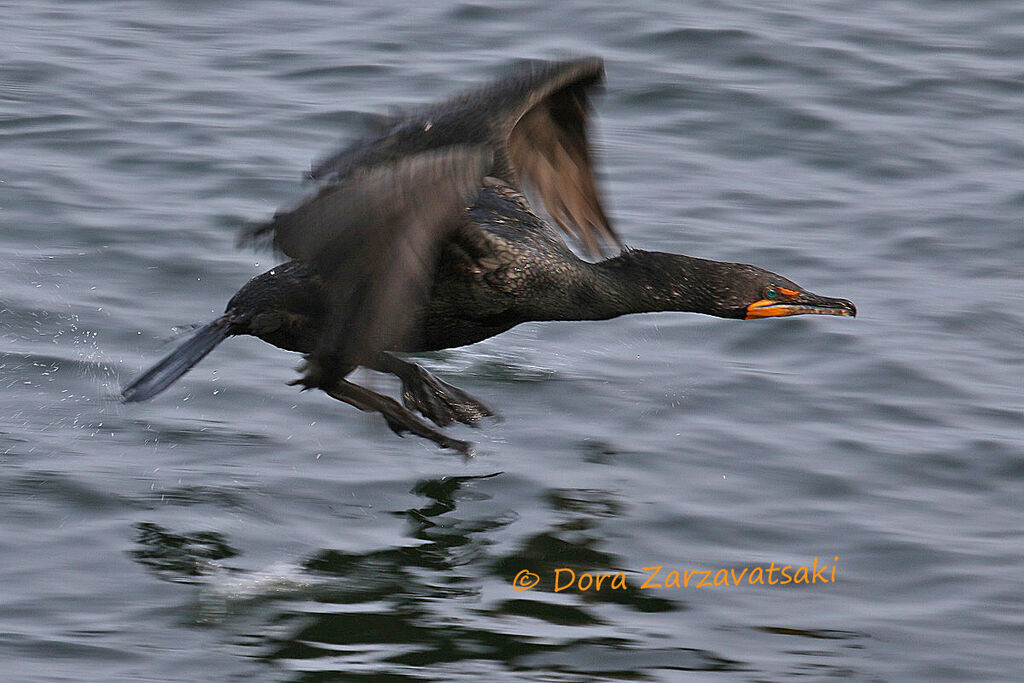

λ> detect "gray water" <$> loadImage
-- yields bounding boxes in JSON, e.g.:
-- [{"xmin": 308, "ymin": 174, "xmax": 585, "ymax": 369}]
[{"xmin": 2, "ymin": 1, "xmax": 1022, "ymax": 681}]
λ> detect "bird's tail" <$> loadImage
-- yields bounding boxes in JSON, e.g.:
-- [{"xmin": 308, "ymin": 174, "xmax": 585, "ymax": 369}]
[{"xmin": 122, "ymin": 317, "xmax": 233, "ymax": 402}]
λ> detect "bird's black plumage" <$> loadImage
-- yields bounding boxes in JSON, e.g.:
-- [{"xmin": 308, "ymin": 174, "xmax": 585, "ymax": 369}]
[{"xmin": 123, "ymin": 57, "xmax": 855, "ymax": 454}]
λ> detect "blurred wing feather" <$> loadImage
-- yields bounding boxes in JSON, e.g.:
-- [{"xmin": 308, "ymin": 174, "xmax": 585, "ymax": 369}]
[
  {"xmin": 248, "ymin": 146, "xmax": 492, "ymax": 382},
  {"xmin": 306, "ymin": 58, "xmax": 620, "ymax": 258},
  {"xmin": 508, "ymin": 84, "xmax": 618, "ymax": 258}
]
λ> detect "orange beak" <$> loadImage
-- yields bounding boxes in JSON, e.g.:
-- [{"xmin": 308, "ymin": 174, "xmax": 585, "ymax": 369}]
[{"xmin": 745, "ymin": 294, "xmax": 857, "ymax": 319}]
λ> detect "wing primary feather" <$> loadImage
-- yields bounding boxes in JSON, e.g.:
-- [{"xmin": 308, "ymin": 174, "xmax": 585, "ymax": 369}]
[{"xmin": 508, "ymin": 79, "xmax": 620, "ymax": 259}]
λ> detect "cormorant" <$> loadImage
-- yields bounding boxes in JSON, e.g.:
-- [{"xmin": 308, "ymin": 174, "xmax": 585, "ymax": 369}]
[{"xmin": 122, "ymin": 57, "xmax": 856, "ymax": 455}]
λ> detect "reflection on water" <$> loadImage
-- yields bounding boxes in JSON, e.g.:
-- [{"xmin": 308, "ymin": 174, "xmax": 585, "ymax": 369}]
[
  {"xmin": 132, "ymin": 523, "xmax": 239, "ymax": 581},
  {"xmin": 129, "ymin": 476, "xmax": 760, "ymax": 677}
]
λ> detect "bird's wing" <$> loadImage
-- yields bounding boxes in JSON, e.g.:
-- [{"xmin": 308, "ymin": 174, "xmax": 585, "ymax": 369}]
[
  {"xmin": 466, "ymin": 57, "xmax": 620, "ymax": 259},
  {"xmin": 309, "ymin": 58, "xmax": 620, "ymax": 259},
  {"xmin": 246, "ymin": 146, "xmax": 492, "ymax": 383},
  {"xmin": 506, "ymin": 72, "xmax": 618, "ymax": 259}
]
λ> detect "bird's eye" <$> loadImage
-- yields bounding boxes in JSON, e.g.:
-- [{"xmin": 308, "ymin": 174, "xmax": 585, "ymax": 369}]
[{"xmin": 764, "ymin": 286, "xmax": 779, "ymax": 300}]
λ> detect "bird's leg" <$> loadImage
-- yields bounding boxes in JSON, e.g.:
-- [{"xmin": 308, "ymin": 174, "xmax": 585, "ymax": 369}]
[
  {"xmin": 322, "ymin": 378, "xmax": 474, "ymax": 456},
  {"xmin": 371, "ymin": 352, "xmax": 496, "ymax": 428}
]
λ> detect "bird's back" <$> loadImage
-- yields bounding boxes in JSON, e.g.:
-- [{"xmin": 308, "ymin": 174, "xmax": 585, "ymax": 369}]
[{"xmin": 413, "ymin": 182, "xmax": 591, "ymax": 352}]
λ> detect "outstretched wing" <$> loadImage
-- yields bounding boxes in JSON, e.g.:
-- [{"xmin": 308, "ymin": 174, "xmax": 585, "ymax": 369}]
[
  {"xmin": 506, "ymin": 68, "xmax": 616, "ymax": 259},
  {"xmin": 247, "ymin": 145, "xmax": 492, "ymax": 385},
  {"xmin": 309, "ymin": 58, "xmax": 620, "ymax": 259}
]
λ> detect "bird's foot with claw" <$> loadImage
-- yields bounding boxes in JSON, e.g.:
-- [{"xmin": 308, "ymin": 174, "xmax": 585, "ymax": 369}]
[
  {"xmin": 382, "ymin": 413, "xmax": 475, "ymax": 458},
  {"xmin": 401, "ymin": 367, "xmax": 497, "ymax": 428}
]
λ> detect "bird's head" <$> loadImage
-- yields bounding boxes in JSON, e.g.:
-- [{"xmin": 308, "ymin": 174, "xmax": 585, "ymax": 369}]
[
  {"xmin": 597, "ymin": 251, "xmax": 856, "ymax": 321},
  {"xmin": 704, "ymin": 262, "xmax": 856, "ymax": 320}
]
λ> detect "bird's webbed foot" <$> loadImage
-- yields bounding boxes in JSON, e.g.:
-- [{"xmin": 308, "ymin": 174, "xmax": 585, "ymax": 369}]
[
  {"xmin": 322, "ymin": 378, "xmax": 474, "ymax": 457},
  {"xmin": 373, "ymin": 353, "xmax": 496, "ymax": 427},
  {"xmin": 401, "ymin": 368, "xmax": 496, "ymax": 428}
]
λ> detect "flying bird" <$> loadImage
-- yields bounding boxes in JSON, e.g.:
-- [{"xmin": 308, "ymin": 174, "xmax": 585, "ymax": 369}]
[{"xmin": 122, "ymin": 57, "xmax": 855, "ymax": 455}]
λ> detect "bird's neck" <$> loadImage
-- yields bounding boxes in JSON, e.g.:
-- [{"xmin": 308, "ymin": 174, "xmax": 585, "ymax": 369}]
[{"xmin": 539, "ymin": 250, "xmax": 733, "ymax": 321}]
